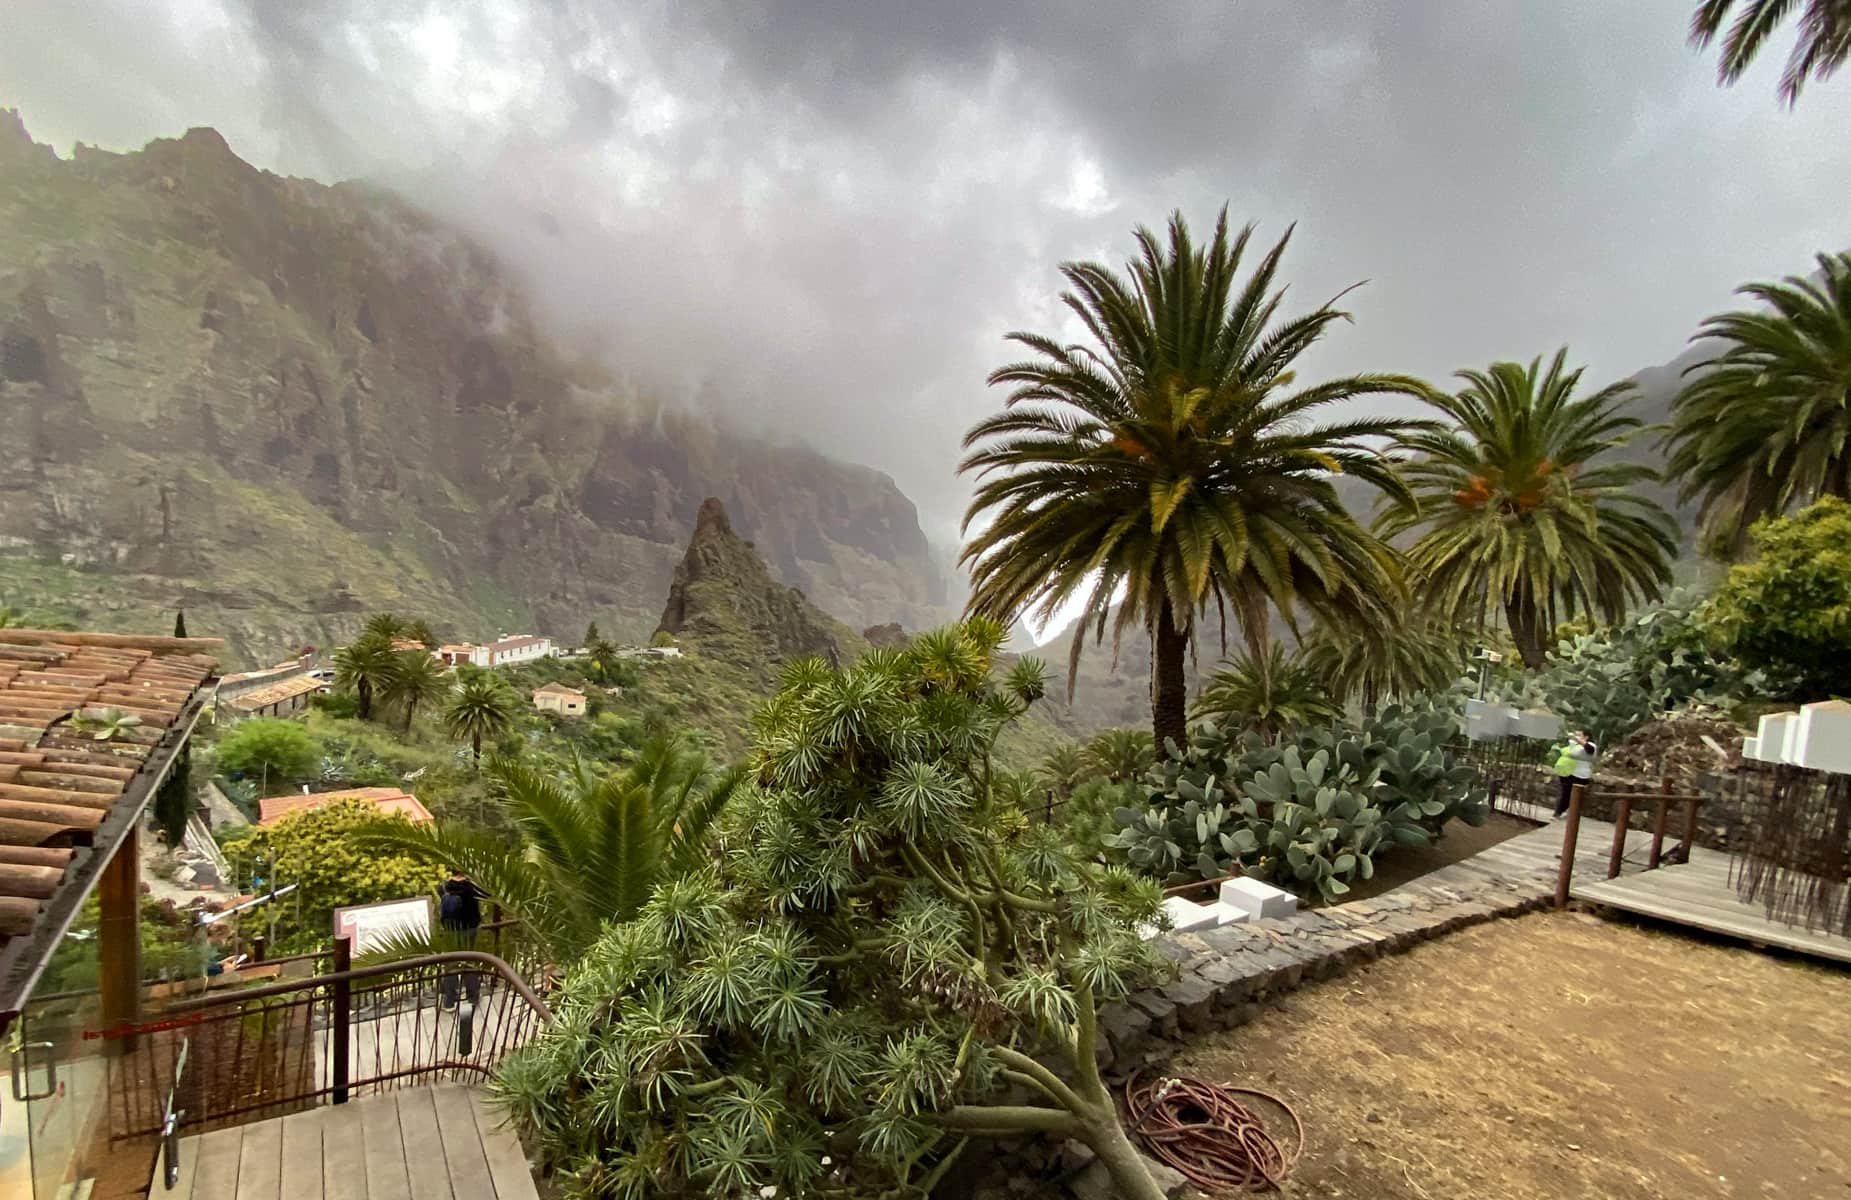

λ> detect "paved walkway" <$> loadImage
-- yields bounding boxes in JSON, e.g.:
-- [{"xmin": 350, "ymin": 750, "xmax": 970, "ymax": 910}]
[{"xmin": 163, "ymin": 1085, "xmax": 537, "ymax": 1200}]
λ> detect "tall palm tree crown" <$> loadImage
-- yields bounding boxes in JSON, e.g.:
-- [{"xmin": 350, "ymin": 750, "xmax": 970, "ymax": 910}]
[
  {"xmin": 1665, "ymin": 252, "xmax": 1851, "ymax": 554},
  {"xmin": 384, "ymin": 648, "xmax": 450, "ymax": 732},
  {"xmin": 444, "ymin": 673, "xmax": 517, "ymax": 764},
  {"xmin": 1690, "ymin": 0, "xmax": 1851, "ymax": 104},
  {"xmin": 332, "ymin": 633, "xmax": 400, "ymax": 721},
  {"xmin": 1380, "ymin": 350, "xmax": 1678, "ymax": 669},
  {"xmin": 960, "ymin": 210, "xmax": 1431, "ymax": 750}
]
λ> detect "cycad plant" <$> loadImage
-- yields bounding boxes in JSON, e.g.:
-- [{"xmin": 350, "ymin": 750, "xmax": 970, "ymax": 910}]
[
  {"xmin": 1080, "ymin": 727, "xmax": 1155, "ymax": 783},
  {"xmin": 443, "ymin": 673, "xmax": 517, "ymax": 765},
  {"xmin": 1666, "ymin": 252, "xmax": 1851, "ymax": 554},
  {"xmin": 1190, "ymin": 644, "xmax": 1344, "ymax": 741},
  {"xmin": 1299, "ymin": 613, "xmax": 1471, "ymax": 714},
  {"xmin": 493, "ymin": 622, "xmax": 1173, "ymax": 1200},
  {"xmin": 1381, "ymin": 350, "xmax": 1678, "ymax": 668},
  {"xmin": 960, "ymin": 209, "xmax": 1430, "ymax": 750},
  {"xmin": 359, "ymin": 736, "xmax": 741, "ymax": 963}
]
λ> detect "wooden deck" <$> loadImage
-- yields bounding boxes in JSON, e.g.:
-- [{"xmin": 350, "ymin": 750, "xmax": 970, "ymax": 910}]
[
  {"xmin": 161, "ymin": 1085, "xmax": 539, "ymax": 1200},
  {"xmin": 1473, "ymin": 804, "xmax": 1851, "ymax": 966}
]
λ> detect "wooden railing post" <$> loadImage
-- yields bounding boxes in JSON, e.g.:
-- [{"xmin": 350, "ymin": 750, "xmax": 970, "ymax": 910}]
[
  {"xmin": 1680, "ymin": 796, "xmax": 1701, "ymax": 861},
  {"xmin": 1555, "ymin": 782, "xmax": 1586, "ymax": 909},
  {"xmin": 331, "ymin": 936, "xmax": 351, "ymax": 1104},
  {"xmin": 1607, "ymin": 793, "xmax": 1633, "ymax": 879},
  {"xmin": 1648, "ymin": 776, "xmax": 1672, "ymax": 869},
  {"xmin": 252, "ymin": 935, "xmax": 267, "ymax": 964}
]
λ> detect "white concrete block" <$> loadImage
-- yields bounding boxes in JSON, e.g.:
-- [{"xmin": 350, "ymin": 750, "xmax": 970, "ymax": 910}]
[
  {"xmin": 1220, "ymin": 876, "xmax": 1297, "ymax": 920},
  {"xmin": 1740, "ymin": 736, "xmax": 1761, "ymax": 762},
  {"xmin": 1159, "ymin": 895, "xmax": 1223, "ymax": 933},
  {"xmin": 1758, "ymin": 712, "xmax": 1797, "ymax": 765},
  {"xmin": 1792, "ymin": 700, "xmax": 1851, "ymax": 775},
  {"xmin": 1210, "ymin": 902, "xmax": 1252, "ymax": 927},
  {"xmin": 1515, "ymin": 709, "xmax": 1563, "ymax": 740}
]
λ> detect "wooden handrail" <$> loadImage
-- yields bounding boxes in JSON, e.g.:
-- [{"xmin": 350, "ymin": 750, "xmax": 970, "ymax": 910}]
[{"xmin": 166, "ymin": 949, "xmax": 553, "ymax": 1022}]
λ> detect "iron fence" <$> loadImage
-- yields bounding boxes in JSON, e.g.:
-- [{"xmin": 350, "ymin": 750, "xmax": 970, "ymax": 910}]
[{"xmin": 105, "ymin": 948, "xmax": 551, "ymax": 1142}]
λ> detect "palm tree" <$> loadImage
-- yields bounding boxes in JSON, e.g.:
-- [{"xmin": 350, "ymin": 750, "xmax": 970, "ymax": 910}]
[
  {"xmin": 1665, "ymin": 252, "xmax": 1851, "ymax": 554},
  {"xmin": 384, "ymin": 649, "xmax": 450, "ymax": 733},
  {"xmin": 1191, "ymin": 645, "xmax": 1344, "ymax": 742},
  {"xmin": 586, "ymin": 637, "xmax": 624, "ymax": 685},
  {"xmin": 1689, "ymin": 0, "xmax": 1851, "ymax": 104},
  {"xmin": 444, "ymin": 674, "xmax": 517, "ymax": 765},
  {"xmin": 332, "ymin": 633, "xmax": 400, "ymax": 720},
  {"xmin": 1036, "ymin": 742, "xmax": 1089, "ymax": 803},
  {"xmin": 1298, "ymin": 614, "xmax": 1471, "ymax": 713},
  {"xmin": 358, "ymin": 738, "xmax": 744, "ymax": 961},
  {"xmin": 362, "ymin": 612, "xmax": 412, "ymax": 642},
  {"xmin": 960, "ymin": 210, "xmax": 1430, "ymax": 750},
  {"xmin": 404, "ymin": 618, "xmax": 437, "ymax": 649},
  {"xmin": 1081, "ymin": 727, "xmax": 1155, "ymax": 784},
  {"xmin": 1380, "ymin": 351, "xmax": 1679, "ymax": 669}
]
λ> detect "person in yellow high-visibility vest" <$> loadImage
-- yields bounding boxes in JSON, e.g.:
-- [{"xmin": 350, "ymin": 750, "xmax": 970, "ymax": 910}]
[{"xmin": 1552, "ymin": 730, "xmax": 1597, "ymax": 818}]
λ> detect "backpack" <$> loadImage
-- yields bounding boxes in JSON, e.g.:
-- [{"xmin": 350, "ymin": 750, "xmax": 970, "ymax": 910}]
[{"xmin": 438, "ymin": 888, "xmax": 465, "ymax": 925}]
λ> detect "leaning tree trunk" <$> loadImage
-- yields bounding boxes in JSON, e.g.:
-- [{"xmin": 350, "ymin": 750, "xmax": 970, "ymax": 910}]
[
  {"xmin": 1151, "ymin": 601, "xmax": 1189, "ymax": 754},
  {"xmin": 1504, "ymin": 590, "xmax": 1546, "ymax": 670}
]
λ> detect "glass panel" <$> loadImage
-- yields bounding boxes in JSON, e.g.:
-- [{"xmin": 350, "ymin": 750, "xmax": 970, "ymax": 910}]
[{"xmin": 18, "ymin": 897, "xmax": 105, "ymax": 1200}]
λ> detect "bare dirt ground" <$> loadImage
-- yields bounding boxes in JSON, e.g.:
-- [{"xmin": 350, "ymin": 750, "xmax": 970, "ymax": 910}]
[{"xmin": 1174, "ymin": 913, "xmax": 1851, "ymax": 1199}]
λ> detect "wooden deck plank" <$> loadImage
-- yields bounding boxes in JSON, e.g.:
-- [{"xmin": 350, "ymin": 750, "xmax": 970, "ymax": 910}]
[
  {"xmin": 469, "ymin": 1089, "xmax": 541, "ymax": 1200},
  {"xmin": 191, "ymin": 1126, "xmax": 244, "ymax": 1200},
  {"xmin": 431, "ymin": 1085, "xmax": 498, "ymax": 1200},
  {"xmin": 234, "ymin": 1114, "xmax": 284, "ymax": 1200},
  {"xmin": 1574, "ymin": 880, "xmax": 1851, "ymax": 963},
  {"xmin": 321, "ymin": 1101, "xmax": 369, "ymax": 1200},
  {"xmin": 362, "ymin": 1092, "xmax": 414, "ymax": 1200},
  {"xmin": 279, "ymin": 1104, "xmax": 327, "ymax": 1200},
  {"xmin": 397, "ymin": 1085, "xmax": 454, "ymax": 1200}
]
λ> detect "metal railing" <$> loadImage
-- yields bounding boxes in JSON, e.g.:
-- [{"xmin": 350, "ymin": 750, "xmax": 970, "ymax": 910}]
[{"xmin": 107, "ymin": 943, "xmax": 551, "ymax": 1144}]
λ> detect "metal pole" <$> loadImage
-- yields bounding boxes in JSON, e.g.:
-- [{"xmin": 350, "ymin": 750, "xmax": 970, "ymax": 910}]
[
  {"xmin": 1555, "ymin": 782, "xmax": 1586, "ymax": 909},
  {"xmin": 331, "ymin": 936, "xmax": 352, "ymax": 1104}
]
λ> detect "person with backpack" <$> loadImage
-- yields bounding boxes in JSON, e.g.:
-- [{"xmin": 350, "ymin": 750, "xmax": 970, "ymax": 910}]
[
  {"xmin": 1552, "ymin": 730, "xmax": 1598, "ymax": 818},
  {"xmin": 437, "ymin": 868, "xmax": 488, "ymax": 1010}
]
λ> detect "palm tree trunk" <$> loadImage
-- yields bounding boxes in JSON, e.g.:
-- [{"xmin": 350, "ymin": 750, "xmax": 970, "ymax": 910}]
[
  {"xmin": 1505, "ymin": 590, "xmax": 1546, "ymax": 670},
  {"xmin": 404, "ymin": 699, "xmax": 416, "ymax": 733},
  {"xmin": 357, "ymin": 679, "xmax": 372, "ymax": 721},
  {"xmin": 1151, "ymin": 601, "xmax": 1189, "ymax": 753},
  {"xmin": 472, "ymin": 731, "xmax": 482, "ymax": 766}
]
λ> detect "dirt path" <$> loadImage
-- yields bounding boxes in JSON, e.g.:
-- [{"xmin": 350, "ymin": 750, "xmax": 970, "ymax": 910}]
[{"xmin": 1173, "ymin": 913, "xmax": 1851, "ymax": 1199}]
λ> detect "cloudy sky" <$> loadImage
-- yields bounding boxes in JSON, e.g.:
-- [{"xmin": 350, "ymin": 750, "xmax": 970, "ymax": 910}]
[{"xmin": 4, "ymin": 1, "xmax": 1849, "ymax": 542}]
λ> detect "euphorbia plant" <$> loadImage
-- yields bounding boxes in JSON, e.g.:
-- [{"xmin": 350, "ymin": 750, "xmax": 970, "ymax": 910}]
[{"xmin": 494, "ymin": 619, "xmax": 1174, "ymax": 1199}]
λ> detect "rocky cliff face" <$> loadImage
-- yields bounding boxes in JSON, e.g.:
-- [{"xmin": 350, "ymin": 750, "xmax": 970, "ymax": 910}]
[
  {"xmin": 656, "ymin": 497, "xmax": 863, "ymax": 672},
  {"xmin": 0, "ymin": 113, "xmax": 948, "ymax": 663}
]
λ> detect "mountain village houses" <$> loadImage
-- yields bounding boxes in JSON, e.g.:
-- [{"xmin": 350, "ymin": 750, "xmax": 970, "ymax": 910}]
[
  {"xmin": 436, "ymin": 634, "xmax": 554, "ymax": 668},
  {"xmin": 531, "ymin": 681, "xmax": 587, "ymax": 716}
]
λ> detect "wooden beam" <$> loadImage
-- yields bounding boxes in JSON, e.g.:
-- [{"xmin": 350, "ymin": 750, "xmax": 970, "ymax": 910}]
[{"xmin": 98, "ymin": 825, "xmax": 142, "ymax": 1049}]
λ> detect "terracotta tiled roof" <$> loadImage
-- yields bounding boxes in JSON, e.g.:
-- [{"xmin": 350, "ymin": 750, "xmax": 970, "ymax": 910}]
[
  {"xmin": 257, "ymin": 787, "xmax": 433, "ymax": 826},
  {"xmin": 532, "ymin": 682, "xmax": 584, "ymax": 697},
  {"xmin": 0, "ymin": 629, "xmax": 219, "ymax": 1008},
  {"xmin": 225, "ymin": 674, "xmax": 326, "ymax": 711}
]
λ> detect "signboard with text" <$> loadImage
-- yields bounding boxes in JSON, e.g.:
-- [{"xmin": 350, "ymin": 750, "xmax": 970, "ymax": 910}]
[{"xmin": 332, "ymin": 896, "xmax": 431, "ymax": 955}]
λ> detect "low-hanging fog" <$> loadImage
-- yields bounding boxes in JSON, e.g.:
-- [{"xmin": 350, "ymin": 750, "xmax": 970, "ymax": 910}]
[{"xmin": 4, "ymin": 0, "xmax": 1849, "ymax": 544}]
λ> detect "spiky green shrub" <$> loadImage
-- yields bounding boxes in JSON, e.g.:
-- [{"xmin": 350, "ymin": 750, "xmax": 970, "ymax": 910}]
[{"xmin": 494, "ymin": 622, "xmax": 1175, "ymax": 1200}]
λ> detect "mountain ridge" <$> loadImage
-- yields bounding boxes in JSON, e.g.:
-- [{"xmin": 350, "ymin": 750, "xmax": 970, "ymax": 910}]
[{"xmin": 0, "ymin": 112, "xmax": 951, "ymax": 664}]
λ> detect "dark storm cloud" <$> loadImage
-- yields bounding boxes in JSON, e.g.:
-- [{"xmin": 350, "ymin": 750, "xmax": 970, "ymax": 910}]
[{"xmin": 3, "ymin": 1, "xmax": 1848, "ymax": 541}]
